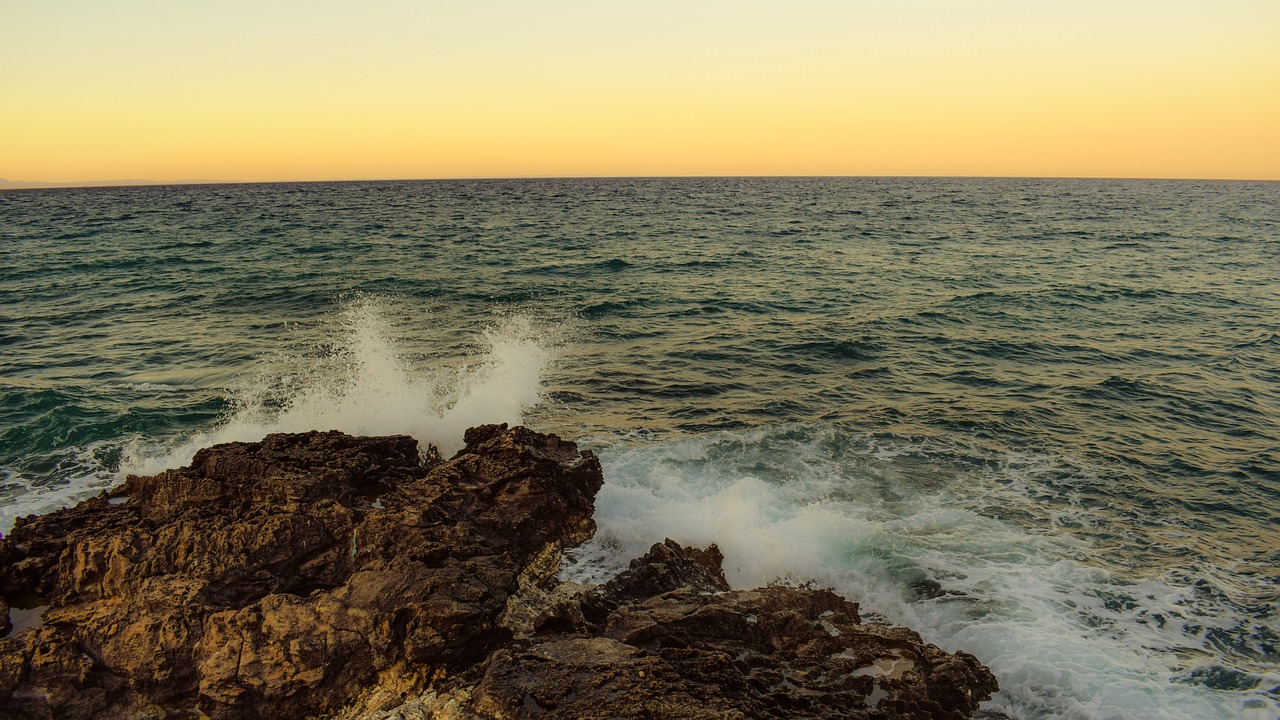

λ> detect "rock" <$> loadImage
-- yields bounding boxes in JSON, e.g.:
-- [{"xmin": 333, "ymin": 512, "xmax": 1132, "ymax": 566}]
[
  {"xmin": 0, "ymin": 426, "xmax": 998, "ymax": 719},
  {"xmin": 531, "ymin": 538, "xmax": 731, "ymax": 637},
  {"xmin": 0, "ymin": 425, "xmax": 602, "ymax": 720},
  {"xmin": 602, "ymin": 537, "xmax": 731, "ymax": 601},
  {"xmin": 457, "ymin": 540, "xmax": 998, "ymax": 719}
]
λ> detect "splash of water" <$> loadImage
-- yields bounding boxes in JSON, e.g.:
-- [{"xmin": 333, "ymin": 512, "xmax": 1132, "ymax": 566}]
[
  {"xmin": 125, "ymin": 298, "xmax": 555, "ymax": 475},
  {"xmin": 563, "ymin": 426, "xmax": 1276, "ymax": 720}
]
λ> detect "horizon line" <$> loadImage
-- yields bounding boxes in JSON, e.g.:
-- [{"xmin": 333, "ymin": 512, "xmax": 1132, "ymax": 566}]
[{"xmin": 3, "ymin": 173, "xmax": 1278, "ymax": 191}]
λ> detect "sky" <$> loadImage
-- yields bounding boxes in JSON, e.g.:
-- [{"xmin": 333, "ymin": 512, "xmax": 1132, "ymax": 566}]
[{"xmin": 2, "ymin": 0, "xmax": 1278, "ymax": 184}]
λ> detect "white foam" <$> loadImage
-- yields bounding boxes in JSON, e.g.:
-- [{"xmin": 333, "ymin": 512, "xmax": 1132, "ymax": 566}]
[
  {"xmin": 128, "ymin": 297, "xmax": 550, "ymax": 476},
  {"xmin": 2, "ymin": 298, "xmax": 559, "ymax": 535},
  {"xmin": 566, "ymin": 425, "xmax": 1274, "ymax": 720},
  {"xmin": 116, "ymin": 382, "xmax": 198, "ymax": 392},
  {"xmin": 123, "ymin": 298, "xmax": 556, "ymax": 477},
  {"xmin": 0, "ymin": 441, "xmax": 124, "ymax": 534}
]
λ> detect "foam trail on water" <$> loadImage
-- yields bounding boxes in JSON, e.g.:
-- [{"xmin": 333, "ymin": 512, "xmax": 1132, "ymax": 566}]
[
  {"xmin": 564, "ymin": 426, "xmax": 1274, "ymax": 720},
  {"xmin": 0, "ymin": 442, "xmax": 124, "ymax": 534},
  {"xmin": 125, "ymin": 298, "xmax": 553, "ymax": 476}
]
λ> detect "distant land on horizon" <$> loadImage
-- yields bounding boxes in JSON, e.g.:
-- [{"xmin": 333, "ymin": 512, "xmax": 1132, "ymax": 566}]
[{"xmin": 2, "ymin": 175, "xmax": 1277, "ymax": 191}]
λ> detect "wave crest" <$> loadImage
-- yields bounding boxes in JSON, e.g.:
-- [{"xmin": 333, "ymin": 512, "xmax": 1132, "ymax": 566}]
[{"xmin": 126, "ymin": 297, "xmax": 556, "ymax": 475}]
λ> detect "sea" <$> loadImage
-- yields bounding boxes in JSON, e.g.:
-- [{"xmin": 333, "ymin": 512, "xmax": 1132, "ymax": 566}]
[{"xmin": 2, "ymin": 177, "xmax": 1277, "ymax": 719}]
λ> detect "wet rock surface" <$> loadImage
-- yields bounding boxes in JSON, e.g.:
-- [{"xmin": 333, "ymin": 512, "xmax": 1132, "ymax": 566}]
[
  {"xmin": 0, "ymin": 426, "xmax": 996, "ymax": 719},
  {"xmin": 457, "ymin": 539, "xmax": 998, "ymax": 720}
]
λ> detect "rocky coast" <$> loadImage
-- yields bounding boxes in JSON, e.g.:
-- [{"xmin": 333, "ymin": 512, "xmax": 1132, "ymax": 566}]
[{"xmin": 0, "ymin": 425, "xmax": 997, "ymax": 719}]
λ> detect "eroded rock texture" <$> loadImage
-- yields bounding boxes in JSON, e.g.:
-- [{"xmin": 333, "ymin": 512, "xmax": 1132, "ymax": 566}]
[
  {"xmin": 0, "ymin": 425, "xmax": 601, "ymax": 720},
  {"xmin": 456, "ymin": 539, "xmax": 998, "ymax": 720},
  {"xmin": 0, "ymin": 426, "xmax": 997, "ymax": 720}
]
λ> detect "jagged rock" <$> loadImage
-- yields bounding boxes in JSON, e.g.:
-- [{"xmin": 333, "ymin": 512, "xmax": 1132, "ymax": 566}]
[
  {"xmin": 603, "ymin": 537, "xmax": 731, "ymax": 601},
  {"xmin": 0, "ymin": 425, "xmax": 602, "ymax": 720},
  {"xmin": 531, "ymin": 538, "xmax": 731, "ymax": 637},
  {"xmin": 457, "ymin": 540, "xmax": 998, "ymax": 719},
  {"xmin": 0, "ymin": 426, "xmax": 998, "ymax": 720}
]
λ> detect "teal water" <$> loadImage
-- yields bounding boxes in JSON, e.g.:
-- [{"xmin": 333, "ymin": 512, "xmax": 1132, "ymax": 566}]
[{"xmin": 2, "ymin": 177, "xmax": 1278, "ymax": 718}]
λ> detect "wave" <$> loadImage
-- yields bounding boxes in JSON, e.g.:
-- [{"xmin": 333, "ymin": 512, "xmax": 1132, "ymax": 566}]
[
  {"xmin": 563, "ymin": 425, "xmax": 1278, "ymax": 720},
  {"xmin": 0, "ymin": 441, "xmax": 124, "ymax": 533},
  {"xmin": 124, "ymin": 297, "xmax": 558, "ymax": 475},
  {"xmin": 0, "ymin": 297, "xmax": 562, "ymax": 534}
]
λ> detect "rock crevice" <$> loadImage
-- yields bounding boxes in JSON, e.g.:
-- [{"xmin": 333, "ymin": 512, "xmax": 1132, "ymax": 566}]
[{"xmin": 0, "ymin": 426, "xmax": 996, "ymax": 719}]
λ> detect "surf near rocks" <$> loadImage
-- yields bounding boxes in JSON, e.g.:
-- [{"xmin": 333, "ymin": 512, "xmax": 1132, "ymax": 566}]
[{"xmin": 0, "ymin": 425, "xmax": 996, "ymax": 719}]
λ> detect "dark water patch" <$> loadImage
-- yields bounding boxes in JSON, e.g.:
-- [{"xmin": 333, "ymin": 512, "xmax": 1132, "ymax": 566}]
[
  {"xmin": 51, "ymin": 228, "xmax": 107, "ymax": 241},
  {"xmin": 846, "ymin": 365, "xmax": 892, "ymax": 378},
  {"xmin": 940, "ymin": 370, "xmax": 1011, "ymax": 389},
  {"xmin": 674, "ymin": 419, "xmax": 753, "ymax": 433},
  {"xmin": 293, "ymin": 243, "xmax": 338, "ymax": 254},
  {"xmin": 649, "ymin": 382, "xmax": 747, "ymax": 399},
  {"xmin": 713, "ymin": 299, "xmax": 787, "ymax": 314},
  {"xmin": 1234, "ymin": 333, "xmax": 1280, "ymax": 348},
  {"xmin": 598, "ymin": 259, "xmax": 632, "ymax": 271},
  {"xmin": 913, "ymin": 309, "xmax": 969, "ymax": 325},
  {"xmin": 157, "ymin": 239, "xmax": 217, "ymax": 250},
  {"xmin": 670, "ymin": 304, "xmax": 728, "ymax": 317},
  {"xmin": 784, "ymin": 340, "xmax": 881, "ymax": 361},
  {"xmin": 581, "ymin": 299, "xmax": 647, "ymax": 318}
]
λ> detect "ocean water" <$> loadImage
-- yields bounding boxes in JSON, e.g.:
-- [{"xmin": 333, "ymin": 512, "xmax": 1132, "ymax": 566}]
[{"xmin": 2, "ymin": 177, "xmax": 1277, "ymax": 719}]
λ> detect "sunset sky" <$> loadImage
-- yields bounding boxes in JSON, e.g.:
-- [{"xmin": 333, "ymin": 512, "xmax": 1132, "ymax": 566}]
[{"xmin": 3, "ymin": 0, "xmax": 1278, "ymax": 184}]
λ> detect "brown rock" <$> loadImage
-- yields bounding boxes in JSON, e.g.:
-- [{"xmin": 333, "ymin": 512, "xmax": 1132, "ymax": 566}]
[
  {"xmin": 460, "ymin": 540, "xmax": 999, "ymax": 719},
  {"xmin": 0, "ymin": 427, "xmax": 998, "ymax": 720},
  {"xmin": 602, "ymin": 537, "xmax": 731, "ymax": 601},
  {"xmin": 0, "ymin": 425, "xmax": 602, "ymax": 720}
]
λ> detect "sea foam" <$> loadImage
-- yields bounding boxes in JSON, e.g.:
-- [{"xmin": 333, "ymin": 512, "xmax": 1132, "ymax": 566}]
[
  {"xmin": 563, "ymin": 426, "xmax": 1276, "ymax": 720},
  {"xmin": 0, "ymin": 442, "xmax": 122, "ymax": 535},
  {"xmin": 123, "ymin": 297, "xmax": 556, "ymax": 476}
]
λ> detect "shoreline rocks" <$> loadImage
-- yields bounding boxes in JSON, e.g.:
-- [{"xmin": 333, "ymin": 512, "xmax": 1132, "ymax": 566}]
[
  {"xmin": 453, "ymin": 539, "xmax": 998, "ymax": 719},
  {"xmin": 0, "ymin": 426, "xmax": 996, "ymax": 719}
]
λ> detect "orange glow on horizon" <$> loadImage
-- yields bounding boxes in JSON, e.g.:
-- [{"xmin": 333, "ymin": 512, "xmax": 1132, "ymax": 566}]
[{"xmin": 3, "ymin": 1, "xmax": 1278, "ymax": 184}]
